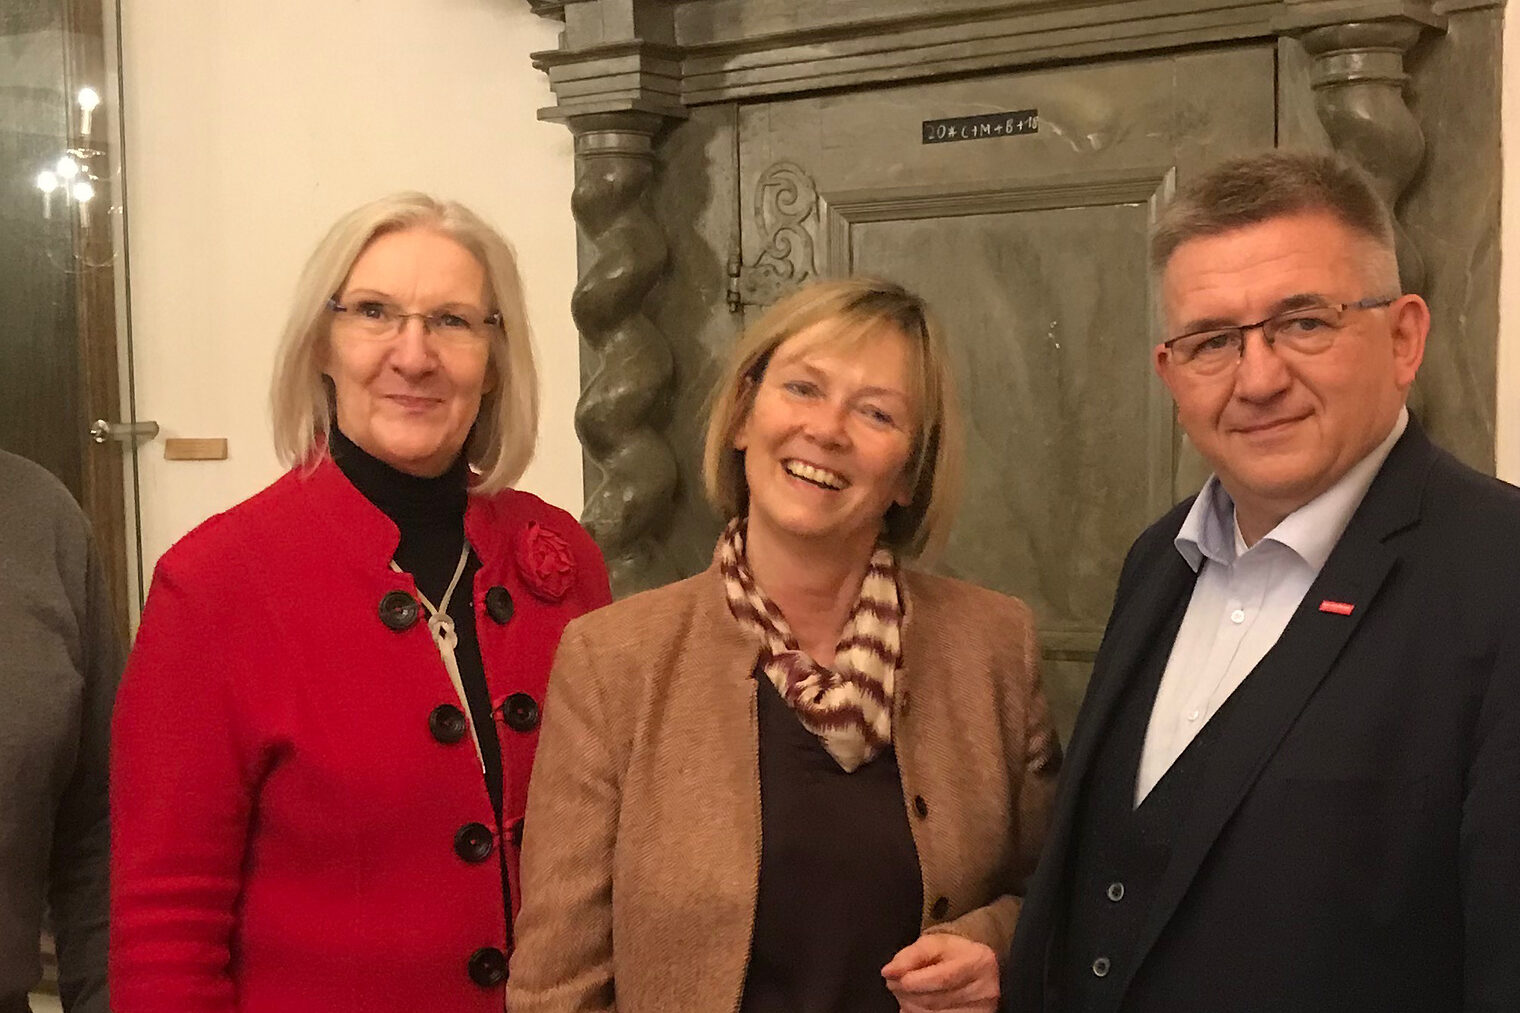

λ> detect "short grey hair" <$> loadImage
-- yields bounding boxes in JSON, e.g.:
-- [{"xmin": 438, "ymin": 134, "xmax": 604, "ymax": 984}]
[
  {"xmin": 1151, "ymin": 150, "xmax": 1400, "ymax": 289},
  {"xmin": 270, "ymin": 192, "xmax": 539, "ymax": 493}
]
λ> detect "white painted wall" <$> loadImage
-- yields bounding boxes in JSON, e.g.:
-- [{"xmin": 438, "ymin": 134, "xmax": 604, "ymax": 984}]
[
  {"xmin": 120, "ymin": 0, "xmax": 581, "ymax": 606},
  {"xmin": 1499, "ymin": 3, "xmax": 1520, "ymax": 482}
]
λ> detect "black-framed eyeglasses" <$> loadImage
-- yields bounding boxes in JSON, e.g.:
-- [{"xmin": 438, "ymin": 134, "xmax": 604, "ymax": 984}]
[
  {"xmin": 327, "ymin": 297, "xmax": 502, "ymax": 343},
  {"xmin": 1162, "ymin": 296, "xmax": 1398, "ymax": 376}
]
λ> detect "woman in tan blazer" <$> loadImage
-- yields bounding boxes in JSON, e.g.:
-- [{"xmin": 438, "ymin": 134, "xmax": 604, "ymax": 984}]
[{"xmin": 508, "ymin": 278, "xmax": 1061, "ymax": 1013}]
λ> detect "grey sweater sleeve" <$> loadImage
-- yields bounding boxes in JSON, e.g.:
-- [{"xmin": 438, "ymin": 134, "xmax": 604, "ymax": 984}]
[
  {"xmin": 48, "ymin": 533, "xmax": 122, "ymax": 1013},
  {"xmin": 0, "ymin": 449, "xmax": 122, "ymax": 1013}
]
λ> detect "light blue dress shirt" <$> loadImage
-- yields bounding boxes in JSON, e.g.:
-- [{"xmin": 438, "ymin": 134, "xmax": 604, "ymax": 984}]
[{"xmin": 1134, "ymin": 407, "xmax": 1409, "ymax": 804}]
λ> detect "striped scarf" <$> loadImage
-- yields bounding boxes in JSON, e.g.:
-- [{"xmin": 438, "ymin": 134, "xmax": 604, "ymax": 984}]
[{"xmin": 718, "ymin": 517, "xmax": 903, "ymax": 772}]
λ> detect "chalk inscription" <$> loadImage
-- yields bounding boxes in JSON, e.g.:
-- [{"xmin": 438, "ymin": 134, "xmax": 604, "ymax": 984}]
[{"xmin": 923, "ymin": 109, "xmax": 1038, "ymax": 145}]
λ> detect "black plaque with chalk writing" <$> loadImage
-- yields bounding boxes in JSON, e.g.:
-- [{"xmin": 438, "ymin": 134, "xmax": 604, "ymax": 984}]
[{"xmin": 922, "ymin": 109, "xmax": 1038, "ymax": 145}]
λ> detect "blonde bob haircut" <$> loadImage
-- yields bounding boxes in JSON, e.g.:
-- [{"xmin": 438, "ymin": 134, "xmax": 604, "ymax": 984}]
[
  {"xmin": 702, "ymin": 277, "xmax": 963, "ymax": 559},
  {"xmin": 270, "ymin": 192, "xmax": 538, "ymax": 494}
]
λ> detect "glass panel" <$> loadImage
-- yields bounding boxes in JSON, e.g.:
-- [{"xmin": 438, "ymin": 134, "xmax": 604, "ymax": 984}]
[
  {"xmin": 1, "ymin": 0, "xmax": 143, "ymax": 638},
  {"xmin": 4, "ymin": 2, "xmax": 138, "ymax": 998}
]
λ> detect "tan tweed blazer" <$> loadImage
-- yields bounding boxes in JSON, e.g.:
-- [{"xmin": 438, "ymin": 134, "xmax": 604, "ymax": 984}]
[{"xmin": 507, "ymin": 562, "xmax": 1060, "ymax": 1013}]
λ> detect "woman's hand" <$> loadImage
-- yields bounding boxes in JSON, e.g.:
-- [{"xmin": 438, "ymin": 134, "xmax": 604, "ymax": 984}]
[{"xmin": 882, "ymin": 932, "xmax": 1000, "ymax": 1012}]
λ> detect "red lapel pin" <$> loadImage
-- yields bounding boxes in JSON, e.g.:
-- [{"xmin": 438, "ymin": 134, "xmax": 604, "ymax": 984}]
[{"xmin": 1318, "ymin": 600, "xmax": 1355, "ymax": 616}]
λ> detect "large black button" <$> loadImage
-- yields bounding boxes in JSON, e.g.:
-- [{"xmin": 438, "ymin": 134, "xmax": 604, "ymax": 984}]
[
  {"xmin": 429, "ymin": 704, "xmax": 467, "ymax": 744},
  {"xmin": 378, "ymin": 590, "xmax": 420, "ymax": 631},
  {"xmin": 931, "ymin": 896, "xmax": 950, "ymax": 919},
  {"xmin": 502, "ymin": 693, "xmax": 540, "ymax": 733},
  {"xmin": 913, "ymin": 795, "xmax": 929, "ymax": 819},
  {"xmin": 454, "ymin": 822, "xmax": 494, "ymax": 863},
  {"xmin": 484, "ymin": 586, "xmax": 514, "ymax": 625},
  {"xmin": 467, "ymin": 946, "xmax": 507, "ymax": 987}
]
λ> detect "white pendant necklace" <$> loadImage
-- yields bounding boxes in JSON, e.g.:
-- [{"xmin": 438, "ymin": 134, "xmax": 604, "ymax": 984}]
[{"xmin": 391, "ymin": 543, "xmax": 483, "ymax": 771}]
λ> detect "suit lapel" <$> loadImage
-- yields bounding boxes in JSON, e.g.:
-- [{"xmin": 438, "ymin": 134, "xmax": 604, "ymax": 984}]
[
  {"xmin": 1117, "ymin": 424, "xmax": 1434, "ymax": 993},
  {"xmin": 1005, "ymin": 522, "xmax": 1198, "ymax": 1000},
  {"xmin": 1061, "ymin": 548, "xmax": 1197, "ymax": 816}
]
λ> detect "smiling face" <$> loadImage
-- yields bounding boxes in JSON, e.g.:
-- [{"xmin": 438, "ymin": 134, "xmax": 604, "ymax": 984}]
[
  {"xmin": 1155, "ymin": 211, "xmax": 1427, "ymax": 538},
  {"xmin": 733, "ymin": 320, "xmax": 920, "ymax": 561},
  {"xmin": 324, "ymin": 226, "xmax": 495, "ymax": 477}
]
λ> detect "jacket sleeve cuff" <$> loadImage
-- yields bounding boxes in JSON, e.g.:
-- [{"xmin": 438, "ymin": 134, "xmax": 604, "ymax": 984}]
[{"xmin": 923, "ymin": 893, "xmax": 1022, "ymax": 961}]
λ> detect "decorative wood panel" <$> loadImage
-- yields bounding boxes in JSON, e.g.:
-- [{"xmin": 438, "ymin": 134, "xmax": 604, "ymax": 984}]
[
  {"xmin": 719, "ymin": 46, "xmax": 1277, "ymax": 736},
  {"xmin": 811, "ymin": 172, "xmax": 1173, "ymax": 734},
  {"xmin": 524, "ymin": 0, "xmax": 1502, "ymax": 613}
]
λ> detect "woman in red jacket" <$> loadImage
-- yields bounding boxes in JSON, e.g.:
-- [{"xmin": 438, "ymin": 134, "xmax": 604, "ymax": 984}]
[{"xmin": 110, "ymin": 193, "xmax": 611, "ymax": 1012}]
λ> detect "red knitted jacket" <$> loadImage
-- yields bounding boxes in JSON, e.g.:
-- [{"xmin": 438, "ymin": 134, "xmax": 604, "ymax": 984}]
[{"xmin": 110, "ymin": 457, "xmax": 610, "ymax": 1012}]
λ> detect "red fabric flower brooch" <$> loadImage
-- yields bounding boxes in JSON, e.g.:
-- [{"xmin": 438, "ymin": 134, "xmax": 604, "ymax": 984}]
[{"xmin": 515, "ymin": 521, "xmax": 576, "ymax": 603}]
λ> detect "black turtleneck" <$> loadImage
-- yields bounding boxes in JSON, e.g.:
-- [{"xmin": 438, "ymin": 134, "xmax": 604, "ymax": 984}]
[{"xmin": 328, "ymin": 427, "xmax": 505, "ymax": 818}]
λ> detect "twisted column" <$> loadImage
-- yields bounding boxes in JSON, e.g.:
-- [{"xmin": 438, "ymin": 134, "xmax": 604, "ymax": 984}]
[
  {"xmin": 1298, "ymin": 21, "xmax": 1430, "ymax": 292},
  {"xmin": 568, "ymin": 112, "xmax": 679, "ymax": 595}
]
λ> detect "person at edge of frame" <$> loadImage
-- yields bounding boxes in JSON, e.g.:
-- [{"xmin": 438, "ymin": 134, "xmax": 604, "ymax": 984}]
[{"xmin": 0, "ymin": 448, "xmax": 122, "ymax": 1013}]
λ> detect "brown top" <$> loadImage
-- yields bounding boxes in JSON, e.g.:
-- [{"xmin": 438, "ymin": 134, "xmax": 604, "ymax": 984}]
[
  {"xmin": 507, "ymin": 562, "xmax": 1061, "ymax": 1013},
  {"xmin": 739, "ymin": 674, "xmax": 922, "ymax": 1013}
]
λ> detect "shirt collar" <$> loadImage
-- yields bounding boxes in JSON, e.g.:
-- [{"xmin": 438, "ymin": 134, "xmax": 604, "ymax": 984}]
[{"xmin": 1174, "ymin": 406, "xmax": 1408, "ymax": 573}]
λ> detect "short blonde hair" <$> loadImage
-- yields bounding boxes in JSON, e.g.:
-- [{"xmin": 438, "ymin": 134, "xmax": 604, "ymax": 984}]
[
  {"xmin": 702, "ymin": 278, "xmax": 963, "ymax": 558},
  {"xmin": 270, "ymin": 192, "xmax": 539, "ymax": 493}
]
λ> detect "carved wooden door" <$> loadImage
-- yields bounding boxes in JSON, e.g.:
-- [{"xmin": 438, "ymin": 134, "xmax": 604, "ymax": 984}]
[{"xmin": 734, "ymin": 46, "xmax": 1275, "ymax": 738}]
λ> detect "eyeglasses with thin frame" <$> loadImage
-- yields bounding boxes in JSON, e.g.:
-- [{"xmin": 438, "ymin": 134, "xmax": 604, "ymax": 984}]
[
  {"xmin": 327, "ymin": 296, "xmax": 502, "ymax": 343},
  {"xmin": 1161, "ymin": 296, "xmax": 1398, "ymax": 376}
]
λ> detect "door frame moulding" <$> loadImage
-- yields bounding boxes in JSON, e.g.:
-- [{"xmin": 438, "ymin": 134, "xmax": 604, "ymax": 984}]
[
  {"xmin": 65, "ymin": 0, "xmax": 132, "ymax": 638},
  {"xmin": 529, "ymin": 1, "xmax": 1450, "ymax": 113},
  {"xmin": 819, "ymin": 169, "xmax": 1176, "ymax": 258},
  {"xmin": 673, "ymin": 3, "xmax": 1283, "ymax": 105}
]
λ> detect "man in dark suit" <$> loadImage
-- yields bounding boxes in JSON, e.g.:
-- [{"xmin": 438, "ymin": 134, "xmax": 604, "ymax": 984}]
[{"xmin": 1000, "ymin": 150, "xmax": 1520, "ymax": 1012}]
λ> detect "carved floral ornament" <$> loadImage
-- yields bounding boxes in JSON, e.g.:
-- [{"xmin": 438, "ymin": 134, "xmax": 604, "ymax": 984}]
[{"xmin": 732, "ymin": 161, "xmax": 820, "ymax": 311}]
